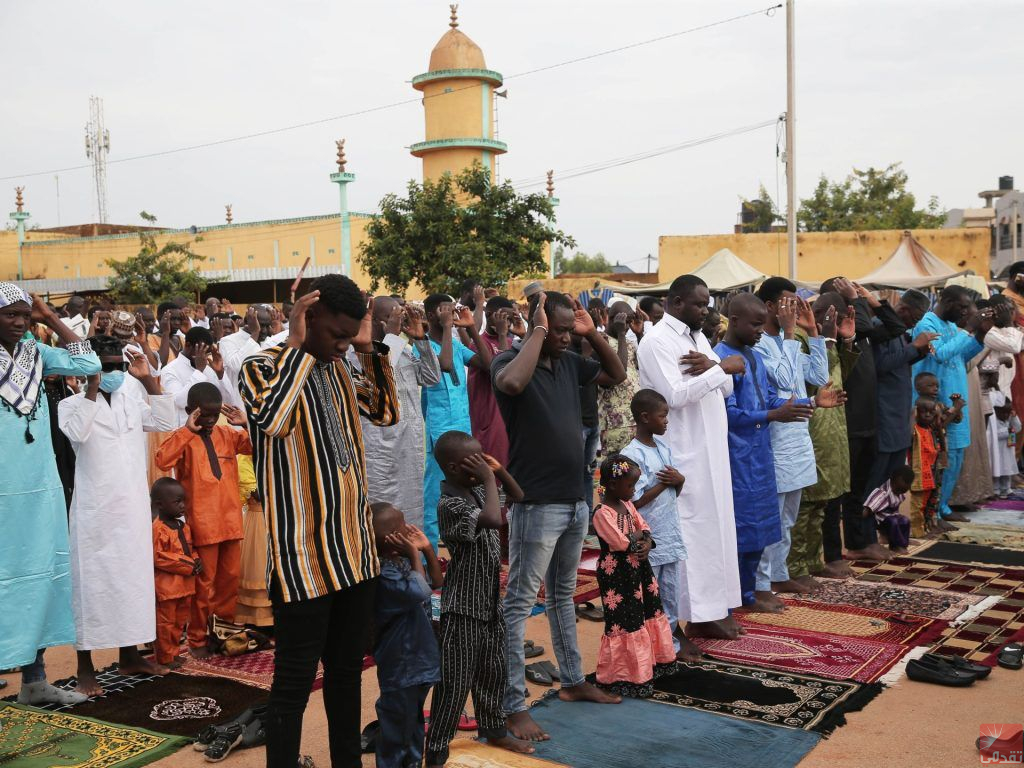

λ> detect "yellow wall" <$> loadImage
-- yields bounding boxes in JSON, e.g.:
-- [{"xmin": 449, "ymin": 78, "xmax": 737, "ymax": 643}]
[
  {"xmin": 658, "ymin": 228, "xmax": 991, "ymax": 284},
  {"xmin": 423, "ymin": 148, "xmax": 495, "ymax": 183},
  {"xmin": 423, "ymin": 81, "xmax": 486, "ymax": 141},
  {"xmin": 0, "ymin": 229, "xmax": 75, "ymax": 279}
]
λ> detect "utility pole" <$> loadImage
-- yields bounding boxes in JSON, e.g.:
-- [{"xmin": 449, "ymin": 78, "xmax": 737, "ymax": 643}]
[
  {"xmin": 785, "ymin": 0, "xmax": 797, "ymax": 279},
  {"xmin": 84, "ymin": 96, "xmax": 111, "ymax": 224}
]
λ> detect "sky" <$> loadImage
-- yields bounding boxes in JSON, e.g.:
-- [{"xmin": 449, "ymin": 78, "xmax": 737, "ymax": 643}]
[{"xmin": 2, "ymin": 0, "xmax": 1021, "ymax": 272}]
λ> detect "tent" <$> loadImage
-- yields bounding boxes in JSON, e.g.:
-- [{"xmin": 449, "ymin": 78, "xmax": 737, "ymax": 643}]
[
  {"xmin": 853, "ymin": 231, "xmax": 971, "ymax": 290},
  {"xmin": 602, "ymin": 248, "xmax": 767, "ymax": 295}
]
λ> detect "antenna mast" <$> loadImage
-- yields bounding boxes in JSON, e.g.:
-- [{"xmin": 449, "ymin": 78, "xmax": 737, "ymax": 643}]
[{"xmin": 85, "ymin": 96, "xmax": 111, "ymax": 223}]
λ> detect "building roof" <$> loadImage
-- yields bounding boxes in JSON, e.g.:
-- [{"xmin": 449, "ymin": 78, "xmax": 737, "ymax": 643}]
[
  {"xmin": 601, "ymin": 248, "xmax": 767, "ymax": 295},
  {"xmin": 428, "ymin": 28, "xmax": 486, "ymax": 71},
  {"xmin": 854, "ymin": 230, "xmax": 970, "ymax": 289}
]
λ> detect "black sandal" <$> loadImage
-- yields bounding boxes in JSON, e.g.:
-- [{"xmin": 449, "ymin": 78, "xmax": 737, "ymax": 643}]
[
  {"xmin": 203, "ymin": 723, "xmax": 245, "ymax": 763},
  {"xmin": 538, "ymin": 660, "xmax": 561, "ymax": 682},
  {"xmin": 525, "ymin": 663, "xmax": 553, "ymax": 686},
  {"xmin": 576, "ymin": 602, "xmax": 604, "ymax": 622},
  {"xmin": 997, "ymin": 643, "xmax": 1023, "ymax": 670}
]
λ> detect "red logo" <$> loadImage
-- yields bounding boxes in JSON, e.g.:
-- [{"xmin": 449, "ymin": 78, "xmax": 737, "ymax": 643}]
[{"xmin": 980, "ymin": 724, "xmax": 1023, "ymax": 764}]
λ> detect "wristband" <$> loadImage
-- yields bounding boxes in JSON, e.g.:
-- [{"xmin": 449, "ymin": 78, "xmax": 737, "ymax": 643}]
[{"xmin": 534, "ymin": 325, "xmax": 549, "ymax": 337}]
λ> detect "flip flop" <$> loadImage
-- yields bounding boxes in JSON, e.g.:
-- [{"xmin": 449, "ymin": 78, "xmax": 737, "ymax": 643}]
[
  {"xmin": 524, "ymin": 640, "xmax": 545, "ymax": 659},
  {"xmin": 360, "ymin": 721, "xmax": 380, "ymax": 754},
  {"xmin": 525, "ymin": 663, "xmax": 553, "ymax": 686},
  {"xmin": 997, "ymin": 643, "xmax": 1024, "ymax": 670},
  {"xmin": 538, "ymin": 660, "xmax": 561, "ymax": 682},
  {"xmin": 576, "ymin": 602, "xmax": 604, "ymax": 622},
  {"xmin": 457, "ymin": 710, "xmax": 478, "ymax": 731}
]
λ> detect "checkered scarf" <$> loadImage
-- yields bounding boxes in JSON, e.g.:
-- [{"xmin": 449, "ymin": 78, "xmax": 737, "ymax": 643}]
[{"xmin": 0, "ymin": 282, "xmax": 42, "ymax": 415}]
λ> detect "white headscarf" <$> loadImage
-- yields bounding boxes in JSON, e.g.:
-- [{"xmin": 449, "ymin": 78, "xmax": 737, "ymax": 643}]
[{"xmin": 0, "ymin": 282, "xmax": 42, "ymax": 417}]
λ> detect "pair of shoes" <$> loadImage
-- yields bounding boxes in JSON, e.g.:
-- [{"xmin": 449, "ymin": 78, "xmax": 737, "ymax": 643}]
[
  {"xmin": 906, "ymin": 656, "xmax": 977, "ymax": 686},
  {"xmin": 920, "ymin": 653, "xmax": 991, "ymax": 679},
  {"xmin": 524, "ymin": 639, "xmax": 545, "ymax": 659},
  {"xmin": 525, "ymin": 663, "xmax": 553, "ymax": 686},
  {"xmin": 997, "ymin": 643, "xmax": 1023, "ymax": 670},
  {"xmin": 195, "ymin": 706, "xmax": 266, "ymax": 753},
  {"xmin": 202, "ymin": 723, "xmax": 245, "ymax": 762}
]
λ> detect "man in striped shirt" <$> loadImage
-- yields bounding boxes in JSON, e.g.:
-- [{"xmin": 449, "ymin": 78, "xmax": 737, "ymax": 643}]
[{"xmin": 240, "ymin": 274, "xmax": 399, "ymax": 768}]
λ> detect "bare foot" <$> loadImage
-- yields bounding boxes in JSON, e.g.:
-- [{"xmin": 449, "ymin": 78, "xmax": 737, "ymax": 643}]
[
  {"xmin": 864, "ymin": 543, "xmax": 894, "ymax": 561},
  {"xmin": 725, "ymin": 613, "xmax": 747, "ymax": 635},
  {"xmin": 676, "ymin": 637, "xmax": 703, "ymax": 662},
  {"xmin": 507, "ymin": 711, "xmax": 550, "ymax": 742},
  {"xmin": 487, "ymin": 735, "xmax": 536, "ymax": 755},
  {"xmin": 816, "ymin": 560, "xmax": 854, "ymax": 578},
  {"xmin": 945, "ymin": 512, "xmax": 971, "ymax": 523},
  {"xmin": 559, "ymin": 681, "xmax": 621, "ymax": 705},
  {"xmin": 892, "ymin": 547, "xmax": 908, "ymax": 554},
  {"xmin": 772, "ymin": 578, "xmax": 813, "ymax": 594},
  {"xmin": 845, "ymin": 547, "xmax": 886, "ymax": 563},
  {"xmin": 736, "ymin": 595, "xmax": 785, "ymax": 614},
  {"xmin": 686, "ymin": 619, "xmax": 739, "ymax": 640},
  {"xmin": 935, "ymin": 519, "xmax": 958, "ymax": 532},
  {"xmin": 794, "ymin": 575, "xmax": 823, "ymax": 592},
  {"xmin": 119, "ymin": 657, "xmax": 169, "ymax": 677},
  {"xmin": 74, "ymin": 669, "xmax": 104, "ymax": 698},
  {"xmin": 189, "ymin": 645, "xmax": 213, "ymax": 660}
]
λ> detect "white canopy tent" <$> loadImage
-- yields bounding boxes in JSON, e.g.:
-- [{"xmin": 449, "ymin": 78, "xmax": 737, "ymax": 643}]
[
  {"xmin": 603, "ymin": 248, "xmax": 768, "ymax": 296},
  {"xmin": 853, "ymin": 231, "xmax": 971, "ymax": 290}
]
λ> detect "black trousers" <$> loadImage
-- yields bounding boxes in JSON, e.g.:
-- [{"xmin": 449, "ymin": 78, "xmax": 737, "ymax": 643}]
[
  {"xmin": 425, "ymin": 613, "xmax": 507, "ymax": 765},
  {"xmin": 821, "ymin": 497, "xmax": 846, "ymax": 564},
  {"xmin": 265, "ymin": 577, "xmax": 377, "ymax": 768},
  {"xmin": 840, "ymin": 435, "xmax": 877, "ymax": 550}
]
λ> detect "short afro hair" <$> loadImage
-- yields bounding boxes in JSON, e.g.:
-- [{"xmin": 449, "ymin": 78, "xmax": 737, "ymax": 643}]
[
  {"xmin": 424, "ymin": 293, "xmax": 455, "ymax": 315},
  {"xmin": 157, "ymin": 301, "xmax": 178, "ymax": 318},
  {"xmin": 638, "ymin": 296, "xmax": 662, "ymax": 314},
  {"xmin": 309, "ymin": 274, "xmax": 367, "ymax": 319},
  {"xmin": 187, "ymin": 381, "xmax": 223, "ymax": 409},
  {"xmin": 151, "ymin": 476, "xmax": 183, "ymax": 501},
  {"xmin": 755, "ymin": 276, "xmax": 797, "ymax": 304},
  {"xmin": 667, "ymin": 274, "xmax": 708, "ymax": 300},
  {"xmin": 1009, "ymin": 261, "xmax": 1024, "ymax": 279},
  {"xmin": 526, "ymin": 290, "xmax": 574, "ymax": 324},
  {"xmin": 433, "ymin": 430, "xmax": 477, "ymax": 466},
  {"xmin": 485, "ymin": 296, "xmax": 515, "ymax": 313},
  {"xmin": 899, "ymin": 289, "xmax": 930, "ymax": 314},
  {"xmin": 890, "ymin": 464, "xmax": 915, "ymax": 484},
  {"xmin": 184, "ymin": 327, "xmax": 214, "ymax": 346},
  {"xmin": 630, "ymin": 388, "xmax": 667, "ymax": 421}
]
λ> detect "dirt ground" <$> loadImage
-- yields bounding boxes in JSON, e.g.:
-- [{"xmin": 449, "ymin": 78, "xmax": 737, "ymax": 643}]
[{"xmin": 5, "ymin": 612, "xmax": 1017, "ymax": 768}]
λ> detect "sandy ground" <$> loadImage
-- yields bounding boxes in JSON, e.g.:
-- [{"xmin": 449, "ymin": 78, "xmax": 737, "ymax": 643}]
[{"xmin": 4, "ymin": 612, "xmax": 1018, "ymax": 768}]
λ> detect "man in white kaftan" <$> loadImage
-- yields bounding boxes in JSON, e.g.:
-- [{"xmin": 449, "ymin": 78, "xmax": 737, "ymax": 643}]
[
  {"xmin": 59, "ymin": 336, "xmax": 176, "ymax": 694},
  {"xmin": 637, "ymin": 275, "xmax": 744, "ymax": 638}
]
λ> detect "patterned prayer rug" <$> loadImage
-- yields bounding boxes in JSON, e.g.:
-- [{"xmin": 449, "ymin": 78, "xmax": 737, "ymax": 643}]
[
  {"xmin": 779, "ymin": 578, "xmax": 985, "ymax": 620},
  {"xmin": 176, "ymin": 647, "xmax": 327, "ymax": 691},
  {"xmin": 850, "ymin": 556, "xmax": 1024, "ymax": 596},
  {"xmin": 693, "ymin": 626, "xmax": 909, "ymax": 683},
  {"xmin": 737, "ymin": 599, "xmax": 946, "ymax": 645},
  {"xmin": 961, "ymin": 507, "xmax": 1024, "ymax": 527},
  {"xmin": 2, "ymin": 665, "xmax": 162, "ymax": 714},
  {"xmin": 929, "ymin": 591, "xmax": 1024, "ymax": 664},
  {"xmin": 942, "ymin": 523, "xmax": 1024, "ymax": 551},
  {"xmin": 0, "ymin": 701, "xmax": 189, "ymax": 768},
  {"xmin": 915, "ymin": 541, "xmax": 1024, "ymax": 567},
  {"xmin": 648, "ymin": 659, "xmax": 882, "ymax": 735}
]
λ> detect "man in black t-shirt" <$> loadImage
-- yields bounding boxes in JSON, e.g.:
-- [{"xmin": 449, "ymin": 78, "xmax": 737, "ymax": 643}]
[{"xmin": 492, "ymin": 291, "xmax": 626, "ymax": 742}]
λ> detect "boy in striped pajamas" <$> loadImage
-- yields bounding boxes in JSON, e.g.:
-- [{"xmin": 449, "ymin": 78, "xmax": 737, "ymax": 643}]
[{"xmin": 424, "ymin": 431, "xmax": 534, "ymax": 767}]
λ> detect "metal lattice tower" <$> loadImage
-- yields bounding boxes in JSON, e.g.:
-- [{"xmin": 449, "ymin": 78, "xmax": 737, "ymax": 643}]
[{"xmin": 84, "ymin": 96, "xmax": 111, "ymax": 223}]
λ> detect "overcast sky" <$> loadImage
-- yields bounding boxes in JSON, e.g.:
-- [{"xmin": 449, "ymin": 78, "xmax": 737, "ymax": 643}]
[{"xmin": 3, "ymin": 1, "xmax": 1021, "ymax": 270}]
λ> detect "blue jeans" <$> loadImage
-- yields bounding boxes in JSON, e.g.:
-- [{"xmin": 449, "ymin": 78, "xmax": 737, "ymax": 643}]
[
  {"xmin": 21, "ymin": 649, "xmax": 47, "ymax": 684},
  {"xmin": 756, "ymin": 490, "xmax": 802, "ymax": 591},
  {"xmin": 651, "ymin": 561, "xmax": 682, "ymax": 652},
  {"xmin": 939, "ymin": 447, "xmax": 965, "ymax": 518},
  {"xmin": 503, "ymin": 501, "xmax": 588, "ymax": 715},
  {"xmin": 581, "ymin": 426, "xmax": 600, "ymax": 514}
]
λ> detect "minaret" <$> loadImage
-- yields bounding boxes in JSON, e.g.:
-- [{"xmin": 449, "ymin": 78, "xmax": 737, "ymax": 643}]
[
  {"xmin": 330, "ymin": 139, "xmax": 356, "ymax": 276},
  {"xmin": 9, "ymin": 187, "xmax": 30, "ymax": 281},
  {"xmin": 410, "ymin": 5, "xmax": 506, "ymax": 182},
  {"xmin": 546, "ymin": 171, "xmax": 560, "ymax": 278}
]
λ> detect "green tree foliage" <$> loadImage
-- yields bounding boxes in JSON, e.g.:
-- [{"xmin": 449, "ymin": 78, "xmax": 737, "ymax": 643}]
[
  {"xmin": 797, "ymin": 163, "xmax": 946, "ymax": 232},
  {"xmin": 740, "ymin": 185, "xmax": 782, "ymax": 233},
  {"xmin": 360, "ymin": 162, "xmax": 574, "ymax": 295},
  {"xmin": 105, "ymin": 212, "xmax": 210, "ymax": 303},
  {"xmin": 554, "ymin": 247, "xmax": 613, "ymax": 274}
]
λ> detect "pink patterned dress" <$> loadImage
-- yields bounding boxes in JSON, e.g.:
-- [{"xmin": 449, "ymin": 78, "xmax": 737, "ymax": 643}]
[{"xmin": 593, "ymin": 500, "xmax": 677, "ymax": 696}]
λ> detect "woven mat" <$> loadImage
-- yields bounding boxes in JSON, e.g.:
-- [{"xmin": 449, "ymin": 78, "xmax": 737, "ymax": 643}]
[
  {"xmin": 0, "ymin": 701, "xmax": 189, "ymax": 768},
  {"xmin": 778, "ymin": 578, "xmax": 985, "ymax": 620},
  {"xmin": 850, "ymin": 556, "xmax": 1024, "ymax": 595},
  {"xmin": 941, "ymin": 523, "xmax": 1024, "ymax": 551},
  {"xmin": 1, "ymin": 665, "xmax": 161, "ymax": 713}
]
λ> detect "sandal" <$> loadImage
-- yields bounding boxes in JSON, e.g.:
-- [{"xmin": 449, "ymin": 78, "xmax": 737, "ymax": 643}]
[
  {"xmin": 239, "ymin": 717, "xmax": 266, "ymax": 750},
  {"xmin": 194, "ymin": 707, "xmax": 264, "ymax": 751},
  {"xmin": 524, "ymin": 640, "xmax": 545, "ymax": 659},
  {"xmin": 457, "ymin": 710, "xmax": 478, "ymax": 731},
  {"xmin": 576, "ymin": 602, "xmax": 604, "ymax": 622},
  {"xmin": 203, "ymin": 723, "xmax": 245, "ymax": 762},
  {"xmin": 360, "ymin": 721, "xmax": 380, "ymax": 754},
  {"xmin": 525, "ymin": 663, "xmax": 553, "ymax": 686},
  {"xmin": 997, "ymin": 643, "xmax": 1024, "ymax": 670},
  {"xmin": 538, "ymin": 660, "xmax": 560, "ymax": 682}
]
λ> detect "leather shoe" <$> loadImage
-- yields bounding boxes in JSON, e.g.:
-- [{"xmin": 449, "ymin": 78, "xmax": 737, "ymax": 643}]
[
  {"xmin": 921, "ymin": 653, "xmax": 991, "ymax": 679},
  {"xmin": 906, "ymin": 656, "xmax": 975, "ymax": 686}
]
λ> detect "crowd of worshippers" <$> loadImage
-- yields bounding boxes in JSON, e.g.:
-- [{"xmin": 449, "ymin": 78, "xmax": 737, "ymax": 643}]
[{"xmin": 3, "ymin": 263, "xmax": 1024, "ymax": 768}]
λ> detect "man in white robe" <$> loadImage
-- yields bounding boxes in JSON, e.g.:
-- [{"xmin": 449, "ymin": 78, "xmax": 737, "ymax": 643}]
[
  {"xmin": 637, "ymin": 275, "xmax": 747, "ymax": 640},
  {"xmin": 160, "ymin": 326, "xmax": 235, "ymax": 426},
  {"xmin": 59, "ymin": 335, "xmax": 176, "ymax": 695}
]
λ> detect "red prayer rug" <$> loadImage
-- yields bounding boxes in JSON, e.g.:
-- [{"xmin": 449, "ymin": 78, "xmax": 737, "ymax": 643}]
[
  {"xmin": 175, "ymin": 647, "xmax": 373, "ymax": 690},
  {"xmin": 694, "ymin": 626, "xmax": 910, "ymax": 683}
]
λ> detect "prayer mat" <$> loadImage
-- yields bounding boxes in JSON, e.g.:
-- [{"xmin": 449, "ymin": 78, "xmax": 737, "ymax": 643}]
[
  {"xmin": 0, "ymin": 701, "xmax": 189, "ymax": 768},
  {"xmin": 850, "ymin": 556, "xmax": 1024, "ymax": 596},
  {"xmin": 648, "ymin": 659, "xmax": 882, "ymax": 735},
  {"xmin": 693, "ymin": 626, "xmax": 908, "ymax": 683},
  {"xmin": 942, "ymin": 522, "xmax": 1024, "ymax": 551},
  {"xmin": 915, "ymin": 541, "xmax": 1024, "ymax": 567},
  {"xmin": 2, "ymin": 666, "xmax": 162, "ymax": 714},
  {"xmin": 961, "ymin": 507, "xmax": 1024, "ymax": 527},
  {"xmin": 737, "ymin": 599, "xmax": 946, "ymax": 645},
  {"xmin": 67, "ymin": 673, "xmax": 267, "ymax": 738},
  {"xmin": 982, "ymin": 497, "xmax": 1024, "ymax": 510},
  {"xmin": 497, "ymin": 567, "xmax": 601, "ymax": 607},
  {"xmin": 930, "ymin": 591, "xmax": 1024, "ymax": 664},
  {"xmin": 176, "ymin": 647, "xmax": 327, "ymax": 691},
  {"xmin": 780, "ymin": 577, "xmax": 985, "ymax": 620},
  {"xmin": 527, "ymin": 691, "xmax": 821, "ymax": 768},
  {"xmin": 446, "ymin": 740, "xmax": 570, "ymax": 768}
]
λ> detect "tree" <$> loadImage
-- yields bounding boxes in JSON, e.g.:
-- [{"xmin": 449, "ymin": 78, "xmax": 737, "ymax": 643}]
[
  {"xmin": 555, "ymin": 248, "xmax": 612, "ymax": 274},
  {"xmin": 740, "ymin": 185, "xmax": 782, "ymax": 233},
  {"xmin": 105, "ymin": 211, "xmax": 211, "ymax": 304},
  {"xmin": 797, "ymin": 163, "xmax": 946, "ymax": 232},
  {"xmin": 360, "ymin": 162, "xmax": 574, "ymax": 295}
]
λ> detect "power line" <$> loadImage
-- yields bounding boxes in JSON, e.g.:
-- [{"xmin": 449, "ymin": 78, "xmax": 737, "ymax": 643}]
[{"xmin": 0, "ymin": 4, "xmax": 781, "ymax": 182}]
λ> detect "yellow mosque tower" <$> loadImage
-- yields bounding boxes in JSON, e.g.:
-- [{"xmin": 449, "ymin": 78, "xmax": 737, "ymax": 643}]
[{"xmin": 411, "ymin": 5, "xmax": 506, "ymax": 181}]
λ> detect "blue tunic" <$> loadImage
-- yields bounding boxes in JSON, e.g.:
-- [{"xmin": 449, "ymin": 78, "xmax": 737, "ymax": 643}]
[
  {"xmin": 0, "ymin": 341, "xmax": 100, "ymax": 668},
  {"xmin": 911, "ymin": 312, "xmax": 983, "ymax": 451},
  {"xmin": 714, "ymin": 341, "xmax": 805, "ymax": 553}
]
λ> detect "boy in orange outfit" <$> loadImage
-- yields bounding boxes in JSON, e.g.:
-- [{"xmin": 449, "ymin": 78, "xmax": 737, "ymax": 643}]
[
  {"xmin": 156, "ymin": 381, "xmax": 252, "ymax": 658},
  {"xmin": 152, "ymin": 477, "xmax": 201, "ymax": 667}
]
